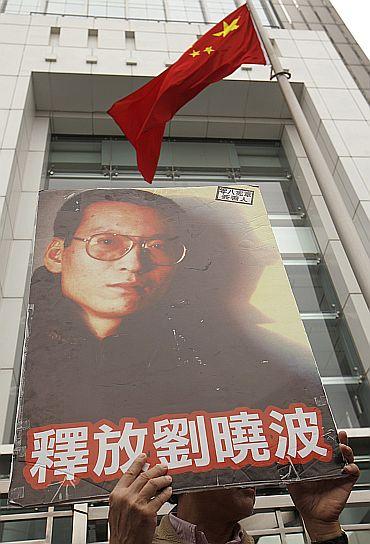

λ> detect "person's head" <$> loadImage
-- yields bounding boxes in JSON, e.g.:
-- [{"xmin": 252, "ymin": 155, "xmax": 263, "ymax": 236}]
[
  {"xmin": 44, "ymin": 189, "xmax": 188, "ymax": 331},
  {"xmin": 177, "ymin": 487, "xmax": 256, "ymax": 525}
]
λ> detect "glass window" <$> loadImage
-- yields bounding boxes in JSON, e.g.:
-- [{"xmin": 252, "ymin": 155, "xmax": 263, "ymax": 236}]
[
  {"xmin": 282, "ymin": 509, "xmax": 302, "ymax": 528},
  {"xmin": 87, "ymin": 519, "xmax": 108, "ymax": 542},
  {"xmin": 340, "ymin": 505, "xmax": 370, "ymax": 525},
  {"xmin": 127, "ymin": 0, "xmax": 165, "ymax": 20},
  {"xmin": 285, "ymin": 263, "xmax": 335, "ymax": 313},
  {"xmin": 47, "ymin": 138, "xmax": 289, "ymax": 188},
  {"xmin": 357, "ymin": 467, "xmax": 370, "ymax": 488},
  {"xmin": 88, "ymin": 4, "xmax": 107, "ymax": 17},
  {"xmin": 1, "ymin": 0, "xmax": 43, "ymax": 14},
  {"xmin": 322, "ymin": 382, "xmax": 362, "ymax": 428},
  {"xmin": 1, "ymin": 0, "xmax": 282, "ymax": 25},
  {"xmin": 167, "ymin": 0, "xmax": 204, "ymax": 23},
  {"xmin": 0, "ymin": 519, "xmax": 47, "ymax": 542},
  {"xmin": 303, "ymin": 318, "xmax": 362, "ymax": 378},
  {"xmin": 203, "ymin": 0, "xmax": 236, "ymax": 23},
  {"xmin": 0, "ymin": 455, "xmax": 11, "ymax": 480},
  {"xmin": 47, "ymin": 3, "xmax": 67, "ymax": 14},
  {"xmin": 347, "ymin": 532, "xmax": 370, "ymax": 544},
  {"xmin": 107, "ymin": 5, "xmax": 125, "ymax": 17},
  {"xmin": 249, "ymin": 0, "xmax": 281, "ymax": 28},
  {"xmin": 51, "ymin": 516, "xmax": 73, "ymax": 543}
]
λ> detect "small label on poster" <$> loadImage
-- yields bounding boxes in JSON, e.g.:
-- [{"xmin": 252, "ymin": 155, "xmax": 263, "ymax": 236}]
[{"xmin": 216, "ymin": 186, "xmax": 254, "ymax": 205}]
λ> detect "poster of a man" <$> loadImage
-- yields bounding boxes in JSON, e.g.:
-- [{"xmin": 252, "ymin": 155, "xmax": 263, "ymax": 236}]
[{"xmin": 10, "ymin": 186, "xmax": 344, "ymax": 507}]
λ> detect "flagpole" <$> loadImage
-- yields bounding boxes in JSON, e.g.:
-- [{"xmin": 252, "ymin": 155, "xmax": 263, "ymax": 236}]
[{"xmin": 246, "ymin": 1, "xmax": 370, "ymax": 308}]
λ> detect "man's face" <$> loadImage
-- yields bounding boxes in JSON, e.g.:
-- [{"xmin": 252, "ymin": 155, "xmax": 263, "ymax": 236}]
[
  {"xmin": 58, "ymin": 201, "xmax": 179, "ymax": 320},
  {"xmin": 202, "ymin": 487, "xmax": 256, "ymax": 522},
  {"xmin": 178, "ymin": 487, "xmax": 256, "ymax": 524}
]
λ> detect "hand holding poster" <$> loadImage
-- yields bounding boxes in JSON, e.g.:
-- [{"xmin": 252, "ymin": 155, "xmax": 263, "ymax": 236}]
[{"xmin": 10, "ymin": 186, "xmax": 344, "ymax": 506}]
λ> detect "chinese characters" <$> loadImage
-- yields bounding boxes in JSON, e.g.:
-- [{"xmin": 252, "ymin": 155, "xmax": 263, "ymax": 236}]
[{"xmin": 24, "ymin": 405, "xmax": 332, "ymax": 489}]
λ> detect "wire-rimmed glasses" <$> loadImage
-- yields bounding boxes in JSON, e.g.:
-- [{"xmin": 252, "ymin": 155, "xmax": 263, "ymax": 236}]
[{"xmin": 72, "ymin": 233, "xmax": 187, "ymax": 266}]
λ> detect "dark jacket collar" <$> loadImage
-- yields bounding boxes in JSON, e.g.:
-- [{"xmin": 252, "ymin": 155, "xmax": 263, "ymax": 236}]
[{"xmin": 29, "ymin": 266, "xmax": 175, "ymax": 344}]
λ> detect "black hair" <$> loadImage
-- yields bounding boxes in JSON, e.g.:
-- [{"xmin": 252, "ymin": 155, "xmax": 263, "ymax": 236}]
[{"xmin": 53, "ymin": 188, "xmax": 187, "ymax": 246}]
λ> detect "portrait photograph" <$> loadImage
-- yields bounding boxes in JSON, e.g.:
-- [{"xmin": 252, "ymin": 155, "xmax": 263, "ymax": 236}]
[{"xmin": 9, "ymin": 186, "xmax": 344, "ymax": 507}]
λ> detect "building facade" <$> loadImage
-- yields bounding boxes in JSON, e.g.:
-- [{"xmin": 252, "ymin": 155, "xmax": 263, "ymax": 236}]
[{"xmin": 0, "ymin": 0, "xmax": 369, "ymax": 542}]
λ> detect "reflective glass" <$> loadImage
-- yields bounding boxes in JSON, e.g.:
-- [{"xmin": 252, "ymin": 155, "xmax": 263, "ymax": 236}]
[
  {"xmin": 303, "ymin": 319, "xmax": 361, "ymax": 378},
  {"xmin": 203, "ymin": 0, "xmax": 235, "ymax": 23},
  {"xmin": 340, "ymin": 505, "xmax": 370, "ymax": 525},
  {"xmin": 256, "ymin": 180, "xmax": 302, "ymax": 215},
  {"xmin": 1, "ymin": 0, "xmax": 282, "ymax": 25},
  {"xmin": 107, "ymin": 6, "xmax": 125, "ymax": 17},
  {"xmin": 0, "ymin": 519, "xmax": 46, "ymax": 542},
  {"xmin": 1, "ymin": 372, "xmax": 18, "ymax": 445},
  {"xmin": 127, "ymin": 0, "xmax": 165, "ymax": 20},
  {"xmin": 282, "ymin": 509, "xmax": 302, "ymax": 528},
  {"xmin": 323, "ymin": 383, "xmax": 362, "ymax": 428},
  {"xmin": 167, "ymin": 0, "xmax": 204, "ymax": 22},
  {"xmin": 51, "ymin": 516, "xmax": 73, "ymax": 543},
  {"xmin": 285, "ymin": 264, "xmax": 335, "ymax": 313},
  {"xmin": 357, "ymin": 468, "xmax": 370, "ymax": 488},
  {"xmin": 0, "ymin": 455, "xmax": 11, "ymax": 479},
  {"xmin": 253, "ymin": 0, "xmax": 281, "ymax": 28},
  {"xmin": 251, "ymin": 4, "xmax": 270, "ymax": 26},
  {"xmin": 87, "ymin": 519, "xmax": 108, "ymax": 543},
  {"xmin": 66, "ymin": 3, "xmax": 86, "ymax": 14},
  {"xmin": 273, "ymin": 226, "xmax": 318, "ymax": 256},
  {"xmin": 88, "ymin": 5, "xmax": 106, "ymax": 16},
  {"xmin": 47, "ymin": 3, "xmax": 67, "ymax": 14},
  {"xmin": 47, "ymin": 139, "xmax": 290, "ymax": 192},
  {"xmin": 347, "ymin": 532, "xmax": 370, "ymax": 544}
]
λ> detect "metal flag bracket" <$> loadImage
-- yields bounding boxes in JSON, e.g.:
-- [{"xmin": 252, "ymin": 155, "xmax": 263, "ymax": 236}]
[{"xmin": 270, "ymin": 67, "xmax": 291, "ymax": 80}]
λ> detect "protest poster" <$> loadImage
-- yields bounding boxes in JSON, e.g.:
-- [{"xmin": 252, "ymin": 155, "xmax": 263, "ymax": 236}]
[{"xmin": 9, "ymin": 186, "xmax": 344, "ymax": 506}]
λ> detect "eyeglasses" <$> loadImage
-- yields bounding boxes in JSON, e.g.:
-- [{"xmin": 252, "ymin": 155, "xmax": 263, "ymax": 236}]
[{"xmin": 72, "ymin": 233, "xmax": 187, "ymax": 266}]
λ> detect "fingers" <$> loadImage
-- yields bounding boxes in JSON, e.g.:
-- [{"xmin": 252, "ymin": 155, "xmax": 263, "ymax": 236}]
[
  {"xmin": 339, "ymin": 432, "xmax": 359, "ymax": 481},
  {"xmin": 342, "ymin": 463, "xmax": 360, "ymax": 479},
  {"xmin": 339, "ymin": 437, "xmax": 359, "ymax": 481},
  {"xmin": 139, "ymin": 474, "xmax": 172, "ymax": 501},
  {"xmin": 114, "ymin": 453, "xmax": 148, "ymax": 489},
  {"xmin": 338, "ymin": 430, "xmax": 348, "ymax": 446},
  {"xmin": 340, "ymin": 443, "xmax": 354, "ymax": 464},
  {"xmin": 129, "ymin": 463, "xmax": 169, "ymax": 494},
  {"xmin": 149, "ymin": 486, "xmax": 173, "ymax": 512}
]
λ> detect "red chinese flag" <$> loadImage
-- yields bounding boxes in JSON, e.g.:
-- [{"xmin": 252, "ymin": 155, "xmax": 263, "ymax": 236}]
[{"xmin": 107, "ymin": 5, "xmax": 268, "ymax": 183}]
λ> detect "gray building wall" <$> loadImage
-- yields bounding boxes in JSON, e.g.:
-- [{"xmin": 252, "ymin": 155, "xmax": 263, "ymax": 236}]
[
  {"xmin": 269, "ymin": 0, "xmax": 370, "ymax": 101},
  {"xmin": 1, "ymin": 1, "xmax": 369, "ymax": 99}
]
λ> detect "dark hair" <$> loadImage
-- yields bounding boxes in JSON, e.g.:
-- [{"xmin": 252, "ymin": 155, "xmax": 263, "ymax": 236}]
[{"xmin": 53, "ymin": 188, "xmax": 188, "ymax": 246}]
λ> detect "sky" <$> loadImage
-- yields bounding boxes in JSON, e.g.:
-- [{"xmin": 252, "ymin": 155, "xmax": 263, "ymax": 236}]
[{"xmin": 330, "ymin": 0, "xmax": 370, "ymax": 58}]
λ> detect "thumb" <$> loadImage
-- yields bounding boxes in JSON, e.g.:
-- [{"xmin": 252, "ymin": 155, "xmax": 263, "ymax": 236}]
[{"xmin": 342, "ymin": 463, "xmax": 360, "ymax": 481}]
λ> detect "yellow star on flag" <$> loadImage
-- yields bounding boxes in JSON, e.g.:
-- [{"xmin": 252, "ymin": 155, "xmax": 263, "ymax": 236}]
[
  {"xmin": 190, "ymin": 49, "xmax": 200, "ymax": 58},
  {"xmin": 213, "ymin": 17, "xmax": 240, "ymax": 38},
  {"xmin": 203, "ymin": 46, "xmax": 214, "ymax": 55}
]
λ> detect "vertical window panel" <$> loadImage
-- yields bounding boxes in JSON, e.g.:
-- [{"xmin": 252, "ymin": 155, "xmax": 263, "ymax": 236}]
[{"xmin": 51, "ymin": 516, "xmax": 73, "ymax": 543}]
